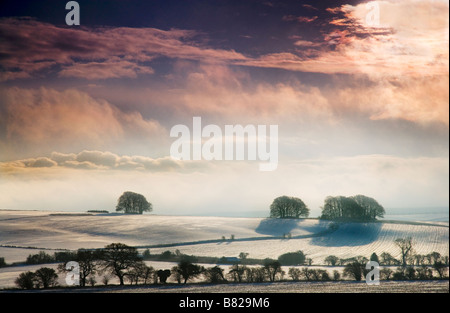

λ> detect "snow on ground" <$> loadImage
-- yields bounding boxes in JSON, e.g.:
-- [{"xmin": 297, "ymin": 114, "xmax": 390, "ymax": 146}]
[
  {"xmin": 0, "ymin": 210, "xmax": 328, "ymax": 252},
  {"xmin": 0, "ymin": 210, "xmax": 448, "ymax": 289},
  {"xmin": 149, "ymin": 222, "xmax": 448, "ymax": 263}
]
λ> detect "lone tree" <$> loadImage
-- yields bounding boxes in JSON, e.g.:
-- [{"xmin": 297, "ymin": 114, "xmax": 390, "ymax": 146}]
[
  {"xmin": 395, "ymin": 237, "xmax": 414, "ymax": 267},
  {"xmin": 270, "ymin": 196, "xmax": 309, "ymax": 219},
  {"xmin": 116, "ymin": 191, "xmax": 152, "ymax": 214}
]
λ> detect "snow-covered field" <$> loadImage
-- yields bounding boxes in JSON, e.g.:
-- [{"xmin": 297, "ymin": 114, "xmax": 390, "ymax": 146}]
[
  {"xmin": 0, "ymin": 210, "xmax": 448, "ymax": 289},
  {"xmin": 149, "ymin": 222, "xmax": 449, "ymax": 263}
]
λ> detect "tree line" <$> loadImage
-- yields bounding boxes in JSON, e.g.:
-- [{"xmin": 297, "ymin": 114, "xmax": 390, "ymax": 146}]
[{"xmin": 12, "ymin": 237, "xmax": 449, "ymax": 289}]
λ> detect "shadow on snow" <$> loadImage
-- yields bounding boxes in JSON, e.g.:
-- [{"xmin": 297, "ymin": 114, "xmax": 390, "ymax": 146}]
[{"xmin": 309, "ymin": 222, "xmax": 384, "ymax": 247}]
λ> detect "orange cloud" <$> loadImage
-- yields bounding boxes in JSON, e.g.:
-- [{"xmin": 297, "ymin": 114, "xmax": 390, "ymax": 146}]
[
  {"xmin": 244, "ymin": 0, "xmax": 449, "ymax": 79},
  {"xmin": 0, "ymin": 87, "xmax": 166, "ymax": 152},
  {"xmin": 282, "ymin": 15, "xmax": 318, "ymax": 23},
  {"xmin": 150, "ymin": 62, "xmax": 448, "ymax": 125},
  {"xmin": 59, "ymin": 58, "xmax": 155, "ymax": 80}
]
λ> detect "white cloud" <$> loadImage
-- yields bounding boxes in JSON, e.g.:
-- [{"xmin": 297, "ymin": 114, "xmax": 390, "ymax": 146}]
[{"xmin": 0, "ymin": 150, "xmax": 202, "ymax": 173}]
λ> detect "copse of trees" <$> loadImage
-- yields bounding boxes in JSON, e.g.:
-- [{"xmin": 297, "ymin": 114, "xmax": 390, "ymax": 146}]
[
  {"xmin": 320, "ymin": 195, "xmax": 385, "ymax": 221},
  {"xmin": 15, "ymin": 267, "xmax": 58, "ymax": 290},
  {"xmin": 116, "ymin": 191, "xmax": 152, "ymax": 214},
  {"xmin": 270, "ymin": 196, "xmax": 309, "ymax": 219},
  {"xmin": 277, "ymin": 251, "xmax": 306, "ymax": 266}
]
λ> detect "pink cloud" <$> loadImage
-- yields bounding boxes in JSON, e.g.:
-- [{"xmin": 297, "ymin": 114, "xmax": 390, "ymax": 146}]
[
  {"xmin": 293, "ymin": 40, "xmax": 321, "ymax": 47},
  {"xmin": 282, "ymin": 15, "xmax": 318, "ymax": 23},
  {"xmin": 0, "ymin": 18, "xmax": 247, "ymax": 80},
  {"xmin": 302, "ymin": 4, "xmax": 319, "ymax": 11}
]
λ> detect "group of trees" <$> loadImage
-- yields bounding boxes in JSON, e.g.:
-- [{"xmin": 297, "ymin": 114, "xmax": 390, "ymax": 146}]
[
  {"xmin": 15, "ymin": 243, "xmax": 159, "ymax": 289},
  {"xmin": 338, "ymin": 254, "xmax": 448, "ymax": 282},
  {"xmin": 15, "ymin": 267, "xmax": 59, "ymax": 289},
  {"xmin": 269, "ymin": 194, "xmax": 384, "ymax": 221},
  {"xmin": 114, "ymin": 191, "xmax": 385, "ymax": 222},
  {"xmin": 319, "ymin": 195, "xmax": 385, "ymax": 221},
  {"xmin": 322, "ymin": 237, "xmax": 449, "ymax": 281}
]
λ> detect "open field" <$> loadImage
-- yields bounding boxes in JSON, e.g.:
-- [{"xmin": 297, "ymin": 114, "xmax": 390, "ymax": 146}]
[
  {"xmin": 0, "ymin": 210, "xmax": 448, "ymax": 291},
  {"xmin": 0, "ymin": 210, "xmax": 447, "ymax": 263}
]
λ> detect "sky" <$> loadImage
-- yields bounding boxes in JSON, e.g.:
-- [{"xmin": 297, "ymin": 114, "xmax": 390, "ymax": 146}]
[{"xmin": 0, "ymin": 0, "xmax": 448, "ymax": 217}]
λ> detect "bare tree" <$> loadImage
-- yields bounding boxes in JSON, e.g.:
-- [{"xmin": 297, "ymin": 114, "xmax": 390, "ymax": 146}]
[
  {"xmin": 58, "ymin": 249, "xmax": 98, "ymax": 287},
  {"xmin": 394, "ymin": 237, "xmax": 414, "ymax": 267},
  {"xmin": 100, "ymin": 243, "xmax": 142, "ymax": 285},
  {"xmin": 228, "ymin": 264, "xmax": 246, "ymax": 283},
  {"xmin": 252, "ymin": 267, "xmax": 266, "ymax": 282},
  {"xmin": 126, "ymin": 262, "xmax": 153, "ymax": 285},
  {"xmin": 288, "ymin": 268, "xmax": 301, "ymax": 281},
  {"xmin": 204, "ymin": 266, "xmax": 226, "ymax": 283},
  {"xmin": 264, "ymin": 260, "xmax": 283, "ymax": 282}
]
